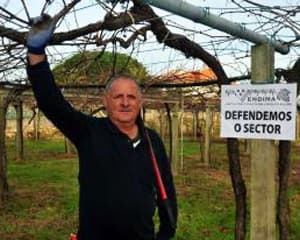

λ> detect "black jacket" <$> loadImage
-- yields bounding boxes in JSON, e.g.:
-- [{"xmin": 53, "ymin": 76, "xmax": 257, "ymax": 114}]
[{"xmin": 27, "ymin": 61, "xmax": 177, "ymax": 240}]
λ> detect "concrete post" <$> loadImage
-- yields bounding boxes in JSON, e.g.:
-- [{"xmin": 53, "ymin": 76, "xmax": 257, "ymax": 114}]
[
  {"xmin": 34, "ymin": 108, "xmax": 41, "ymax": 140},
  {"xmin": 192, "ymin": 110, "xmax": 198, "ymax": 141},
  {"xmin": 0, "ymin": 89, "xmax": 8, "ymax": 205},
  {"xmin": 171, "ymin": 107, "xmax": 180, "ymax": 175},
  {"xmin": 250, "ymin": 44, "xmax": 277, "ymax": 240},
  {"xmin": 159, "ymin": 109, "xmax": 166, "ymax": 142},
  {"xmin": 204, "ymin": 105, "xmax": 213, "ymax": 166},
  {"xmin": 14, "ymin": 98, "xmax": 24, "ymax": 161}
]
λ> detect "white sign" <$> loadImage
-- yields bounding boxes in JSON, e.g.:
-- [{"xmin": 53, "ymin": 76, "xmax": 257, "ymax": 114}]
[{"xmin": 220, "ymin": 83, "xmax": 297, "ymax": 140}]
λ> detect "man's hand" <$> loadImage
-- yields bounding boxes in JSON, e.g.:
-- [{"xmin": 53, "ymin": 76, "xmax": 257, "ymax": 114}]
[{"xmin": 26, "ymin": 14, "xmax": 56, "ymax": 54}]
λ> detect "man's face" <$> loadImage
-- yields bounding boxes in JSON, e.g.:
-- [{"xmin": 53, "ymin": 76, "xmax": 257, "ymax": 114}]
[{"xmin": 103, "ymin": 78, "xmax": 143, "ymax": 126}]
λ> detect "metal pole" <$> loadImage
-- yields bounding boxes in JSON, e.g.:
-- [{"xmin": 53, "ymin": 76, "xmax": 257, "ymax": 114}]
[{"xmin": 141, "ymin": 0, "xmax": 289, "ymax": 54}]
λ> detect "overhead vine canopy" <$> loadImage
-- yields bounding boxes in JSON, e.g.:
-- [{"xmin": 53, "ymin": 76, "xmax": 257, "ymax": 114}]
[
  {"xmin": 0, "ymin": 3, "xmax": 298, "ymax": 237},
  {"xmin": 0, "ymin": 0, "xmax": 299, "ymax": 85}
]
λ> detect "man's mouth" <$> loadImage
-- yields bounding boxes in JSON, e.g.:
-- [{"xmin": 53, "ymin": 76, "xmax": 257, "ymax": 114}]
[{"xmin": 120, "ymin": 109, "xmax": 131, "ymax": 112}]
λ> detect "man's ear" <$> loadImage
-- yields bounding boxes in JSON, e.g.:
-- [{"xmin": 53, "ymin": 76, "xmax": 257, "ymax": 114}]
[{"xmin": 139, "ymin": 98, "xmax": 144, "ymax": 109}]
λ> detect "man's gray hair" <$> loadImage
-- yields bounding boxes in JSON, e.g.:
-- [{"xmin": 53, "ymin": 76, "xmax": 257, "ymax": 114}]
[{"xmin": 105, "ymin": 73, "xmax": 142, "ymax": 94}]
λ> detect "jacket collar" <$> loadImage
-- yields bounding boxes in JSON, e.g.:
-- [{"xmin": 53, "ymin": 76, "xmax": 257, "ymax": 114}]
[{"xmin": 105, "ymin": 117, "xmax": 145, "ymax": 141}]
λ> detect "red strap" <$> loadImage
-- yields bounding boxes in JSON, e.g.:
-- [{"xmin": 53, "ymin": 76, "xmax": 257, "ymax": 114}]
[
  {"xmin": 69, "ymin": 233, "xmax": 77, "ymax": 240},
  {"xmin": 144, "ymin": 130, "xmax": 168, "ymax": 201}
]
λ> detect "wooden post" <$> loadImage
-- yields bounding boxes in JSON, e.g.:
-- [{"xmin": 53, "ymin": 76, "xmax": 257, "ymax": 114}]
[{"xmin": 250, "ymin": 44, "xmax": 277, "ymax": 240}]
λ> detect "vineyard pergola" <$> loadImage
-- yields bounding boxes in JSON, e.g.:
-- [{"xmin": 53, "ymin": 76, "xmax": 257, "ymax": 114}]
[{"xmin": 0, "ymin": 1, "xmax": 300, "ymax": 240}]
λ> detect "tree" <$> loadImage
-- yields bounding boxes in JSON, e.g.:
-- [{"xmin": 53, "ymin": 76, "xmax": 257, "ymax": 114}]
[{"xmin": 52, "ymin": 50, "xmax": 149, "ymax": 84}]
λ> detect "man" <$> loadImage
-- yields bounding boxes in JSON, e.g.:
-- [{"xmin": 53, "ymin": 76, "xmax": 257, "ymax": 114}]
[{"xmin": 26, "ymin": 15, "xmax": 177, "ymax": 240}]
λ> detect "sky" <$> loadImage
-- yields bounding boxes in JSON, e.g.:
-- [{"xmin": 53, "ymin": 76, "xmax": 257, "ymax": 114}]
[
  {"xmin": 1, "ymin": 0, "xmax": 299, "ymax": 78},
  {"xmin": 144, "ymin": 0, "xmax": 300, "ymax": 75}
]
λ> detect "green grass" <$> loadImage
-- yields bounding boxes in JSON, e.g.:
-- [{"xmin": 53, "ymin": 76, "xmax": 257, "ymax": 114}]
[
  {"xmin": 1, "ymin": 138, "xmax": 78, "ymax": 240},
  {"xmin": 1, "ymin": 137, "xmax": 300, "ymax": 239}
]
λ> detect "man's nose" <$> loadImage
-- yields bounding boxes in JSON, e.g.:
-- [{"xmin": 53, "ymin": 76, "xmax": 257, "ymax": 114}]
[{"xmin": 121, "ymin": 96, "xmax": 129, "ymax": 106}]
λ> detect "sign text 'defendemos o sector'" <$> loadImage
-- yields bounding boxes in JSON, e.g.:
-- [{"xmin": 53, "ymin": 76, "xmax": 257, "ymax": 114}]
[{"xmin": 220, "ymin": 83, "xmax": 297, "ymax": 140}]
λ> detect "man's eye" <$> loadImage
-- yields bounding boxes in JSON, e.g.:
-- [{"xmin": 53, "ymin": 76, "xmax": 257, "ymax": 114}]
[
  {"xmin": 128, "ymin": 95, "xmax": 136, "ymax": 99},
  {"xmin": 113, "ymin": 95, "xmax": 123, "ymax": 99}
]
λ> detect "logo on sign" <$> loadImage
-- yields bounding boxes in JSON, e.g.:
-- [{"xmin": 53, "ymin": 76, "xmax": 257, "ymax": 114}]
[{"xmin": 224, "ymin": 88, "xmax": 292, "ymax": 104}]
